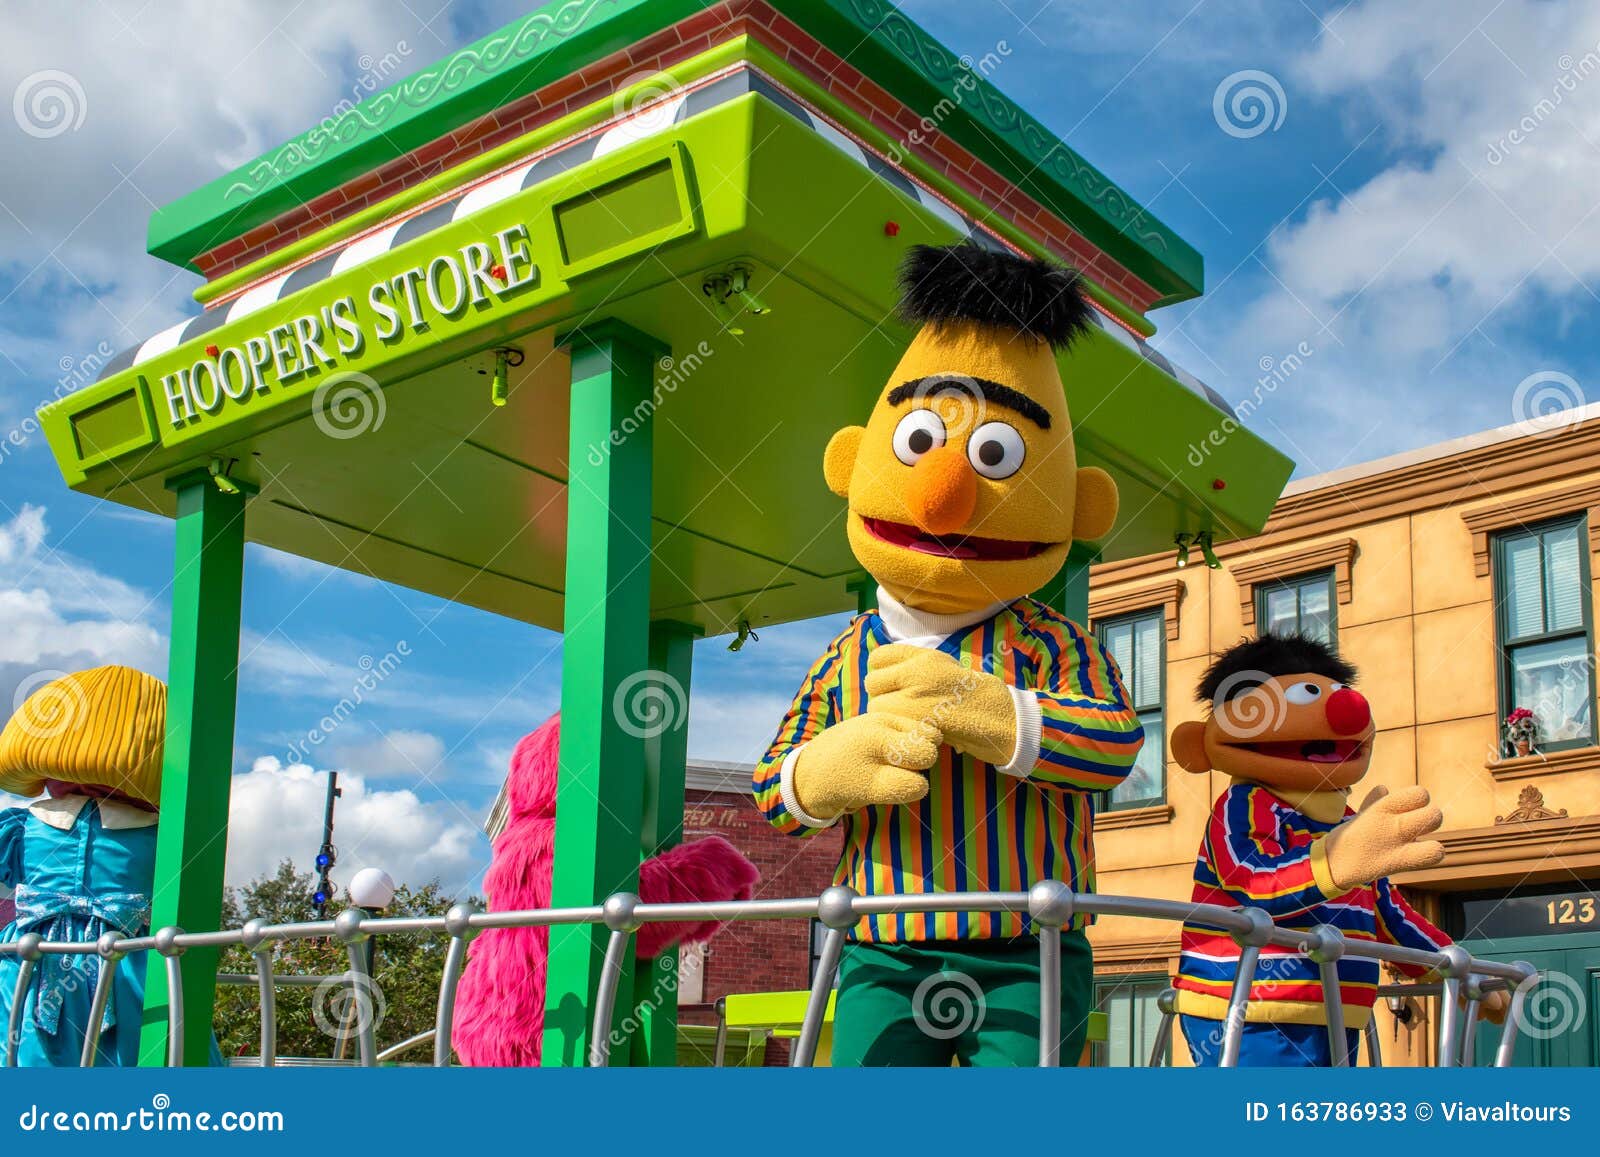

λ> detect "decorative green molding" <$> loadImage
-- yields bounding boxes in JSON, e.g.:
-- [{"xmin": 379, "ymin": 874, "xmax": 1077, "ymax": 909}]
[{"xmin": 147, "ymin": 0, "xmax": 1198, "ymax": 301}]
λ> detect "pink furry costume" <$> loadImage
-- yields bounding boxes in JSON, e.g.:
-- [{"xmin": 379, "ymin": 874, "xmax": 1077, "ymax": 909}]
[{"xmin": 453, "ymin": 714, "xmax": 759, "ymax": 1065}]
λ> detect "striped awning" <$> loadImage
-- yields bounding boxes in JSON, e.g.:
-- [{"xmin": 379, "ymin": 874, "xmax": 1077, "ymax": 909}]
[{"xmin": 93, "ymin": 65, "xmax": 1230, "ymax": 416}]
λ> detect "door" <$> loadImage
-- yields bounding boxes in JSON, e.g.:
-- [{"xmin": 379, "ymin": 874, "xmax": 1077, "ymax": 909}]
[{"xmin": 1458, "ymin": 932, "xmax": 1600, "ymax": 1066}]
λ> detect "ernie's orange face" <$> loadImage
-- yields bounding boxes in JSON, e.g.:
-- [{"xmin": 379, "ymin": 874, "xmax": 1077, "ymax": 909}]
[{"xmin": 1170, "ymin": 672, "xmax": 1375, "ymax": 791}]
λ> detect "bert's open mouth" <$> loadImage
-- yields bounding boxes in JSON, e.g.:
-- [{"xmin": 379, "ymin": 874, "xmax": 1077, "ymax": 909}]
[
  {"xmin": 1234, "ymin": 738, "xmax": 1367, "ymax": 764},
  {"xmin": 862, "ymin": 517, "xmax": 1050, "ymax": 562}
]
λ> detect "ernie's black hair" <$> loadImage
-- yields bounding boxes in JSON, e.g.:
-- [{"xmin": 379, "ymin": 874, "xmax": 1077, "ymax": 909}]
[
  {"xmin": 1196, "ymin": 633, "xmax": 1358, "ymax": 704},
  {"xmin": 896, "ymin": 242, "xmax": 1095, "ymax": 350}
]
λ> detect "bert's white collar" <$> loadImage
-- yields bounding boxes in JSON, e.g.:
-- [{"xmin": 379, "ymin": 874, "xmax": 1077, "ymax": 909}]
[{"xmin": 875, "ymin": 586, "xmax": 1008, "ymax": 648}]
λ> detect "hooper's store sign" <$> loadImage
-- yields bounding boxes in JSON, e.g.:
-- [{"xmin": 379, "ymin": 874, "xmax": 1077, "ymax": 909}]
[{"xmin": 158, "ymin": 223, "xmax": 538, "ymax": 429}]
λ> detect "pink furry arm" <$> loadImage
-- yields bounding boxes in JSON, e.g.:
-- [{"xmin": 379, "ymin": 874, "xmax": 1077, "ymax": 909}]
[{"xmin": 634, "ymin": 836, "xmax": 759, "ymax": 959}]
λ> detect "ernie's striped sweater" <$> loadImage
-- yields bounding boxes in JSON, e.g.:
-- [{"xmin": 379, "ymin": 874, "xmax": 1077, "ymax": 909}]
[
  {"xmin": 752, "ymin": 595, "xmax": 1144, "ymax": 942},
  {"xmin": 1175, "ymin": 782, "xmax": 1451, "ymax": 1027}
]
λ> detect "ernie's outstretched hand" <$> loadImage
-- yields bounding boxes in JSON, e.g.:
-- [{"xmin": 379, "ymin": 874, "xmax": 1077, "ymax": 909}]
[
  {"xmin": 865, "ymin": 643, "xmax": 1017, "ymax": 768},
  {"xmin": 1317, "ymin": 785, "xmax": 1446, "ymax": 892},
  {"xmin": 791, "ymin": 712, "xmax": 939, "ymax": 821}
]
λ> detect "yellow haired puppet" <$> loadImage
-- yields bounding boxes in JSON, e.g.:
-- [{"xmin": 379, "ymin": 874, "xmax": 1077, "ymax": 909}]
[
  {"xmin": 753, "ymin": 242, "xmax": 1145, "ymax": 1065},
  {"xmin": 0, "ymin": 665, "xmax": 165, "ymax": 1066}
]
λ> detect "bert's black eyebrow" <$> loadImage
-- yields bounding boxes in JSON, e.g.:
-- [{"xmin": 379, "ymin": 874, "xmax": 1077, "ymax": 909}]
[{"xmin": 887, "ymin": 376, "xmax": 1052, "ymax": 430}]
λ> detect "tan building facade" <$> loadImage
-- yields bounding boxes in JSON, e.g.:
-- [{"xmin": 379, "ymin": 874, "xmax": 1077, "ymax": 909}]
[{"xmin": 1083, "ymin": 407, "xmax": 1600, "ymax": 1066}]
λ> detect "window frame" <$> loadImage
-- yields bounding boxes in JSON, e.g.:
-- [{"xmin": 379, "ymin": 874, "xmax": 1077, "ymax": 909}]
[
  {"xmin": 1492, "ymin": 514, "xmax": 1597, "ymax": 756},
  {"xmin": 1093, "ymin": 607, "xmax": 1167, "ymax": 812},
  {"xmin": 1253, "ymin": 568, "xmax": 1339, "ymax": 645},
  {"xmin": 1090, "ymin": 971, "xmax": 1171, "ymax": 1067}
]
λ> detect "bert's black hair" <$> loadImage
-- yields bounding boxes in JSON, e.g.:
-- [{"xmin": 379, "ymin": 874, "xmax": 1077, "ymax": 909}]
[
  {"xmin": 896, "ymin": 242, "xmax": 1095, "ymax": 350},
  {"xmin": 1197, "ymin": 633, "xmax": 1358, "ymax": 704}
]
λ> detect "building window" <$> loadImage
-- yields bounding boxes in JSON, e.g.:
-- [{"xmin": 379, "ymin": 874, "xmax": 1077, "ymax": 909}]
[
  {"xmin": 1096, "ymin": 609, "xmax": 1165, "ymax": 810},
  {"xmin": 1494, "ymin": 516, "xmax": 1595, "ymax": 753},
  {"xmin": 1254, "ymin": 569, "xmax": 1336, "ymax": 643},
  {"xmin": 1091, "ymin": 973, "xmax": 1169, "ymax": 1067}
]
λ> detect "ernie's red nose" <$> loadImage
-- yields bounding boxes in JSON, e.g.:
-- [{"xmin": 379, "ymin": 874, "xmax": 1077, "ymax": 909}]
[{"xmin": 1325, "ymin": 688, "xmax": 1370, "ymax": 735}]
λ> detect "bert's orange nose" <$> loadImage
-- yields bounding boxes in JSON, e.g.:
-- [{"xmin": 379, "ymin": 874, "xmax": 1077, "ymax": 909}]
[{"xmin": 905, "ymin": 446, "xmax": 977, "ymax": 535}]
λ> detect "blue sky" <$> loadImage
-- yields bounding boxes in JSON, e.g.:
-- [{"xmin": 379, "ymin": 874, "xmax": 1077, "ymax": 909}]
[{"xmin": 1, "ymin": 0, "xmax": 1596, "ymax": 896}]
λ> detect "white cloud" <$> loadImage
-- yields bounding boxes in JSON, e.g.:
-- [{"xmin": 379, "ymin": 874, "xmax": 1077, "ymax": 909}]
[
  {"xmin": 331, "ymin": 728, "xmax": 447, "ymax": 780},
  {"xmin": 0, "ymin": 506, "xmax": 166, "ymax": 711},
  {"xmin": 226, "ymin": 757, "xmax": 486, "ymax": 895}
]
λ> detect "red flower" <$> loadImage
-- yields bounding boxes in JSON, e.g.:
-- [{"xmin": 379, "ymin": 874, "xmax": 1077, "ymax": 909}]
[
  {"xmin": 883, "ymin": 220, "xmax": 901, "ymax": 237},
  {"xmin": 489, "ymin": 263, "xmax": 508, "ymax": 282},
  {"xmin": 204, "ymin": 344, "xmax": 220, "ymax": 358}
]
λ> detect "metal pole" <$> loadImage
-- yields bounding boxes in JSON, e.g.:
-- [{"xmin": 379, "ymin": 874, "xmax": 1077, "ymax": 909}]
[
  {"xmin": 589, "ymin": 929, "xmax": 633, "ymax": 1067},
  {"xmin": 1362, "ymin": 1016, "xmax": 1382, "ymax": 1067},
  {"xmin": 1494, "ymin": 961, "xmax": 1537, "ymax": 1068},
  {"xmin": 712, "ymin": 997, "xmax": 728, "ymax": 1067},
  {"xmin": 433, "ymin": 904, "xmax": 477, "ymax": 1067},
  {"xmin": 1029, "ymin": 881, "xmax": 1074, "ymax": 1067},
  {"xmin": 1460, "ymin": 977, "xmax": 1484, "ymax": 1067},
  {"xmin": 161, "ymin": 944, "xmax": 185, "ymax": 1068},
  {"xmin": 254, "ymin": 952, "xmax": 277, "ymax": 1067},
  {"xmin": 1435, "ymin": 945, "xmax": 1472, "ymax": 1069},
  {"xmin": 6, "ymin": 934, "xmax": 40, "ymax": 1067},
  {"xmin": 792, "ymin": 886, "xmax": 855, "ymax": 1068},
  {"xmin": 1306, "ymin": 926, "xmax": 1348, "ymax": 1066},
  {"xmin": 1149, "ymin": 988, "xmax": 1178, "ymax": 1068},
  {"xmin": 335, "ymin": 908, "xmax": 377, "ymax": 1068},
  {"xmin": 80, "ymin": 934, "xmax": 122, "ymax": 1068},
  {"xmin": 1219, "ymin": 908, "xmax": 1274, "ymax": 1068}
]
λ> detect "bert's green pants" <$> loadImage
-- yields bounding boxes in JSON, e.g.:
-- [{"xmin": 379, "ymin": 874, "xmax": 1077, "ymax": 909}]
[{"xmin": 829, "ymin": 931, "xmax": 1093, "ymax": 1067}]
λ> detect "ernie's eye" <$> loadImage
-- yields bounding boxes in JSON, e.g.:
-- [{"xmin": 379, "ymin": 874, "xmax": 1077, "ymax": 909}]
[
  {"xmin": 892, "ymin": 410, "xmax": 947, "ymax": 466},
  {"xmin": 967, "ymin": 421, "xmax": 1025, "ymax": 480},
  {"xmin": 1284, "ymin": 682, "xmax": 1322, "ymax": 705}
]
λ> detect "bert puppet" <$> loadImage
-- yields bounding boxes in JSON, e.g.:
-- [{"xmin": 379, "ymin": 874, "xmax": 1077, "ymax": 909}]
[{"xmin": 753, "ymin": 242, "xmax": 1145, "ymax": 1066}]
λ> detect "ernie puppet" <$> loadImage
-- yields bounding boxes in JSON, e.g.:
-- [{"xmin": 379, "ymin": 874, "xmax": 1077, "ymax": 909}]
[
  {"xmin": 754, "ymin": 242, "xmax": 1145, "ymax": 1066},
  {"xmin": 1170, "ymin": 633, "xmax": 1508, "ymax": 1066}
]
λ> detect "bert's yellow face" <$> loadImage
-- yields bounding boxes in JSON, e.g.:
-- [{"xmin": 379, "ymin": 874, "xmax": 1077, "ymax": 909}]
[{"xmin": 824, "ymin": 320, "xmax": 1117, "ymax": 614}]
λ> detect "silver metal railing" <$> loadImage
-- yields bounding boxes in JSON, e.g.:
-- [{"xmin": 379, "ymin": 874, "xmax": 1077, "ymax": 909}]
[{"xmin": 1, "ymin": 881, "xmax": 1542, "ymax": 1069}]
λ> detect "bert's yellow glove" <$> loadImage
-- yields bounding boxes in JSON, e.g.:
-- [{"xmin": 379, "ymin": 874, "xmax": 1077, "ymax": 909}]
[
  {"xmin": 1312, "ymin": 785, "xmax": 1446, "ymax": 893},
  {"xmin": 864, "ymin": 643, "xmax": 1020, "ymax": 768},
  {"xmin": 788, "ymin": 712, "xmax": 940, "ymax": 823}
]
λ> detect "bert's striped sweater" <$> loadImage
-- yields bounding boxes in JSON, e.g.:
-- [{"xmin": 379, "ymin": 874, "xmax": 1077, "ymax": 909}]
[{"xmin": 752, "ymin": 591, "xmax": 1145, "ymax": 942}]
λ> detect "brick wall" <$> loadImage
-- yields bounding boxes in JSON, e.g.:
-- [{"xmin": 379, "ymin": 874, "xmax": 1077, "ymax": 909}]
[
  {"xmin": 196, "ymin": 0, "xmax": 1161, "ymax": 314},
  {"xmin": 681, "ymin": 785, "xmax": 842, "ymax": 1004}
]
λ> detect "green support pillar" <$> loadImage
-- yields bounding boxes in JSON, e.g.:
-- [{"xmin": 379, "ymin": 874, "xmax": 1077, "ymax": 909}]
[
  {"xmin": 632, "ymin": 618, "xmax": 698, "ymax": 1067},
  {"xmin": 543, "ymin": 321, "xmax": 665, "ymax": 1067},
  {"xmin": 139, "ymin": 469, "xmax": 250, "ymax": 1067},
  {"xmin": 1033, "ymin": 542, "xmax": 1099, "ymax": 624},
  {"xmin": 845, "ymin": 572, "xmax": 876, "ymax": 616}
]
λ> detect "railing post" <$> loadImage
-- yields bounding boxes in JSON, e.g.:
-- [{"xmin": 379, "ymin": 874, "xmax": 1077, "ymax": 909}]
[
  {"xmin": 1149, "ymin": 987, "xmax": 1178, "ymax": 1067},
  {"xmin": 792, "ymin": 886, "xmax": 855, "ymax": 1068},
  {"xmin": 1028, "ymin": 880, "xmax": 1074, "ymax": 1067},
  {"xmin": 433, "ymin": 903, "xmax": 478, "ymax": 1067},
  {"xmin": 590, "ymin": 893, "xmax": 643, "ymax": 1067},
  {"xmin": 1220, "ymin": 908, "xmax": 1273, "ymax": 1068},
  {"xmin": 153, "ymin": 927, "xmax": 186, "ymax": 1068},
  {"xmin": 712, "ymin": 997, "xmax": 728, "ymax": 1067},
  {"xmin": 1304, "ymin": 925, "xmax": 1348, "ymax": 1066},
  {"xmin": 334, "ymin": 909, "xmax": 378, "ymax": 1067},
  {"xmin": 1435, "ymin": 944, "xmax": 1471, "ymax": 1068},
  {"xmin": 1460, "ymin": 976, "xmax": 1485, "ymax": 1067},
  {"xmin": 1494, "ymin": 961, "xmax": 1538, "ymax": 1068},
  {"xmin": 6, "ymin": 933, "xmax": 42, "ymax": 1067},
  {"xmin": 1362, "ymin": 1016, "xmax": 1382, "ymax": 1067},
  {"xmin": 80, "ymin": 933, "xmax": 124, "ymax": 1068},
  {"xmin": 241, "ymin": 919, "xmax": 276, "ymax": 1068}
]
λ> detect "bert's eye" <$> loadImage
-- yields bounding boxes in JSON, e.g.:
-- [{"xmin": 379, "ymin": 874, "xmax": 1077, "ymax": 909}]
[
  {"xmin": 1284, "ymin": 682, "xmax": 1322, "ymax": 705},
  {"xmin": 967, "ymin": 421, "xmax": 1025, "ymax": 480},
  {"xmin": 892, "ymin": 410, "xmax": 947, "ymax": 466}
]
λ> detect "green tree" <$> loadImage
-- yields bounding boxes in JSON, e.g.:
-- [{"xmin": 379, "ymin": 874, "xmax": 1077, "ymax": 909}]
[{"xmin": 213, "ymin": 860, "xmax": 475, "ymax": 1063}]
